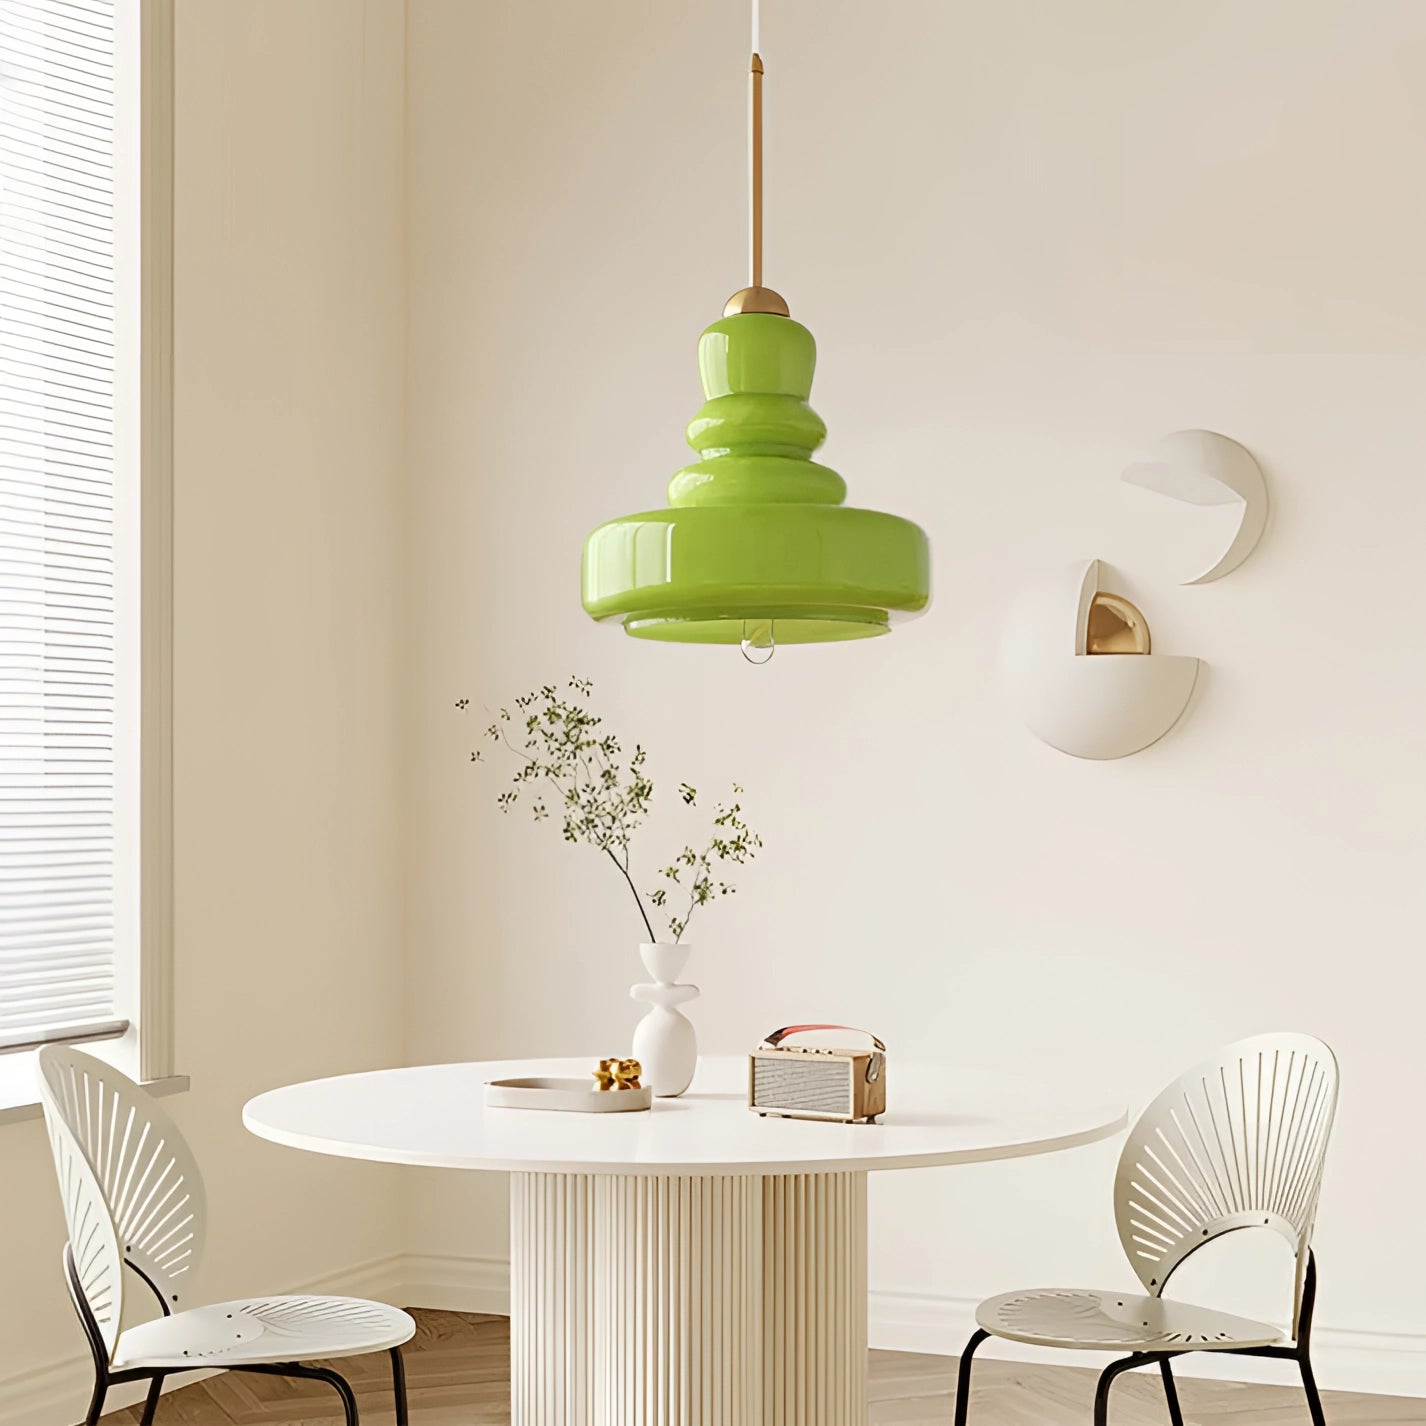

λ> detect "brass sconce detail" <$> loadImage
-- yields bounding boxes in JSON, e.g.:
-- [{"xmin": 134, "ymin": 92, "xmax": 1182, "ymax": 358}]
[{"xmin": 1086, "ymin": 591, "xmax": 1151, "ymax": 655}]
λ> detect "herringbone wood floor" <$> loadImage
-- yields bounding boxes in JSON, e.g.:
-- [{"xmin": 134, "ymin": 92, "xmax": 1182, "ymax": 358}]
[{"xmin": 101, "ymin": 1308, "xmax": 1421, "ymax": 1426}]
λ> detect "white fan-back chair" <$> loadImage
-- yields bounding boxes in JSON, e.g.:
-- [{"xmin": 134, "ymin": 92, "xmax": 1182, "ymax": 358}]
[
  {"xmin": 955, "ymin": 1033, "xmax": 1339, "ymax": 1426},
  {"xmin": 38, "ymin": 1046, "xmax": 415, "ymax": 1426}
]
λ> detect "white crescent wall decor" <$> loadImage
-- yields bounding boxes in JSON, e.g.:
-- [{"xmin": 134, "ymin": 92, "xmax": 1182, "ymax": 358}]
[
  {"xmin": 1000, "ymin": 561, "xmax": 1201, "ymax": 760},
  {"xmin": 1121, "ymin": 430, "xmax": 1268, "ymax": 585}
]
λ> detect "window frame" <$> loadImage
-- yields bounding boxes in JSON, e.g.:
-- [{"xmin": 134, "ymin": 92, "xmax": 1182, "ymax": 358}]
[
  {"xmin": 131, "ymin": 0, "xmax": 175, "ymax": 1087},
  {"xmin": 0, "ymin": 0, "xmax": 178, "ymax": 1120}
]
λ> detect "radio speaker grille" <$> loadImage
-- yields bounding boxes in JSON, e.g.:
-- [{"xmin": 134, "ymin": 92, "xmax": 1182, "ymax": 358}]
[{"xmin": 753, "ymin": 1056, "xmax": 851, "ymax": 1116}]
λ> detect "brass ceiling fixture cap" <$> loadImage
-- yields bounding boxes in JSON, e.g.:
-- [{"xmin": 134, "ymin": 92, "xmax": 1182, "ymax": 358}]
[{"xmin": 724, "ymin": 286, "xmax": 790, "ymax": 317}]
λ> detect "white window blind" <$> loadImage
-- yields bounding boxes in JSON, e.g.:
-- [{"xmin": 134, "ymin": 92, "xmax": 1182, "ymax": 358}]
[{"xmin": 0, "ymin": 0, "xmax": 125, "ymax": 1052}]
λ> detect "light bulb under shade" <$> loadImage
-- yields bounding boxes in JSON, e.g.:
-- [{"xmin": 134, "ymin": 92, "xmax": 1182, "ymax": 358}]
[{"xmin": 581, "ymin": 311, "xmax": 931, "ymax": 645}]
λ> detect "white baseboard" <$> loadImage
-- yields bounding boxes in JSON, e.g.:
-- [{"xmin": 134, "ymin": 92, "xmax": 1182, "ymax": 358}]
[
  {"xmin": 6, "ymin": 1251, "xmax": 1420, "ymax": 1426},
  {"xmin": 396, "ymin": 1252, "xmax": 510, "ymax": 1315}
]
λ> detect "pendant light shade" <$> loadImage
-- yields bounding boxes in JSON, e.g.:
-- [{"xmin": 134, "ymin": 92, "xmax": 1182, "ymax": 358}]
[
  {"xmin": 580, "ymin": 37, "xmax": 930, "ymax": 654},
  {"xmin": 582, "ymin": 311, "xmax": 930, "ymax": 645}
]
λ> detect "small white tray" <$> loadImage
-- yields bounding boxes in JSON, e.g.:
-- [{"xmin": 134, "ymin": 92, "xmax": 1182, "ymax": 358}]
[{"xmin": 484, "ymin": 1076, "xmax": 653, "ymax": 1113}]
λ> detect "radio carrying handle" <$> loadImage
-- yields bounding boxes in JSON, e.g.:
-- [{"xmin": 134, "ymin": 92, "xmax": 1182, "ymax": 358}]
[{"xmin": 757, "ymin": 1025, "xmax": 886, "ymax": 1082}]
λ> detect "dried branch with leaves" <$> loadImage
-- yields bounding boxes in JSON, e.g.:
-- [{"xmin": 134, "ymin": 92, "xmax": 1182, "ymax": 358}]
[{"xmin": 460, "ymin": 678, "xmax": 761, "ymax": 944}]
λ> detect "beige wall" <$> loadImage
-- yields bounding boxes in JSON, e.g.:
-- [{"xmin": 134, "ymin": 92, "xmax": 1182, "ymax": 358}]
[
  {"xmin": 6, "ymin": 0, "xmax": 1425, "ymax": 1410},
  {"xmin": 2, "ymin": 2, "xmax": 408, "ymax": 1418},
  {"xmin": 403, "ymin": 0, "xmax": 1426, "ymax": 1395}
]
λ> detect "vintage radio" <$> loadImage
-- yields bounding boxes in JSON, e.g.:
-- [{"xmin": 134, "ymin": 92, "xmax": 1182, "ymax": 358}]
[{"xmin": 748, "ymin": 1025, "xmax": 886, "ymax": 1124}]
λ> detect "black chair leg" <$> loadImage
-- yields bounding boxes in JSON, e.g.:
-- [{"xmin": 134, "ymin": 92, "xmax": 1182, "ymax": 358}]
[
  {"xmin": 1300, "ymin": 1351, "xmax": 1327, "ymax": 1426},
  {"xmin": 82, "ymin": 1376, "xmax": 107, "ymax": 1426},
  {"xmin": 1158, "ymin": 1358, "xmax": 1184, "ymax": 1426},
  {"xmin": 322, "ymin": 1368, "xmax": 360, "ymax": 1426},
  {"xmin": 952, "ymin": 1328, "xmax": 989, "ymax": 1426},
  {"xmin": 135, "ymin": 1373, "xmax": 166, "ymax": 1426},
  {"xmin": 1093, "ymin": 1355, "xmax": 1143, "ymax": 1426},
  {"xmin": 233, "ymin": 1364, "xmax": 359, "ymax": 1426},
  {"xmin": 390, "ymin": 1347, "xmax": 409, "ymax": 1426},
  {"xmin": 278, "ymin": 1365, "xmax": 359, "ymax": 1426}
]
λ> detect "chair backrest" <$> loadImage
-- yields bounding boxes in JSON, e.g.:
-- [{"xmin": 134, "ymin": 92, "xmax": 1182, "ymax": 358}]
[
  {"xmin": 1113, "ymin": 1032, "xmax": 1338, "ymax": 1337},
  {"xmin": 38, "ymin": 1045, "xmax": 206, "ymax": 1357}
]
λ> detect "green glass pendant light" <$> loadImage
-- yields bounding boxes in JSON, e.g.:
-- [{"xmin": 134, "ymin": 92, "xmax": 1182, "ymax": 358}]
[{"xmin": 581, "ymin": 8, "xmax": 930, "ymax": 661}]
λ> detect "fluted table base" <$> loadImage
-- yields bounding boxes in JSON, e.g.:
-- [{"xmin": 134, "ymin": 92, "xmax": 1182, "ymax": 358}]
[{"xmin": 510, "ymin": 1171, "xmax": 868, "ymax": 1426}]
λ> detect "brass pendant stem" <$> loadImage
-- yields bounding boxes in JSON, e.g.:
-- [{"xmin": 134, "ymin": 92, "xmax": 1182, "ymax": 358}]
[
  {"xmin": 750, "ymin": 52, "xmax": 764, "ymax": 288},
  {"xmin": 723, "ymin": 50, "xmax": 788, "ymax": 318}
]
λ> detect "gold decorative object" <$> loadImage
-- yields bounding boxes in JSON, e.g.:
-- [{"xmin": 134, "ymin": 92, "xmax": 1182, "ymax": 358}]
[{"xmin": 594, "ymin": 1058, "xmax": 643, "ymax": 1091}]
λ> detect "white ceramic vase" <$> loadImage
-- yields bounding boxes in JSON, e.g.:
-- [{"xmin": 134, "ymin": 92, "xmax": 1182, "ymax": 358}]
[{"xmin": 630, "ymin": 942, "xmax": 699, "ymax": 1098}]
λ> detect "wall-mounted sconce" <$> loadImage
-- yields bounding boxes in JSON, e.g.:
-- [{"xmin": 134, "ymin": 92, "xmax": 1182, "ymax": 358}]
[
  {"xmin": 1121, "ymin": 430, "xmax": 1268, "ymax": 585},
  {"xmin": 1000, "ymin": 561, "xmax": 1200, "ymax": 760}
]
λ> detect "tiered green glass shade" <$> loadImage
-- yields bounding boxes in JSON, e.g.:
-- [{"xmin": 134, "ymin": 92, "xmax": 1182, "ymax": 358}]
[{"xmin": 581, "ymin": 311, "xmax": 930, "ymax": 645}]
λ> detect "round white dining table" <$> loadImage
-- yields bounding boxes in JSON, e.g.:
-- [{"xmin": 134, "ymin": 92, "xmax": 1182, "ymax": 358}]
[{"xmin": 244, "ymin": 1055, "xmax": 1124, "ymax": 1426}]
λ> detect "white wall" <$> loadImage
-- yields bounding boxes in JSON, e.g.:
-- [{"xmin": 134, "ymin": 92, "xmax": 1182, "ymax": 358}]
[
  {"xmin": 1, "ymin": 3, "xmax": 408, "ymax": 1419},
  {"xmin": 403, "ymin": 0, "xmax": 1426, "ymax": 1395}
]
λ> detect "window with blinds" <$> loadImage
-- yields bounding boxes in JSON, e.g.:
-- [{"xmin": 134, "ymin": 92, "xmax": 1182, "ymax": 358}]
[{"xmin": 0, "ymin": 1, "xmax": 126, "ymax": 1052}]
